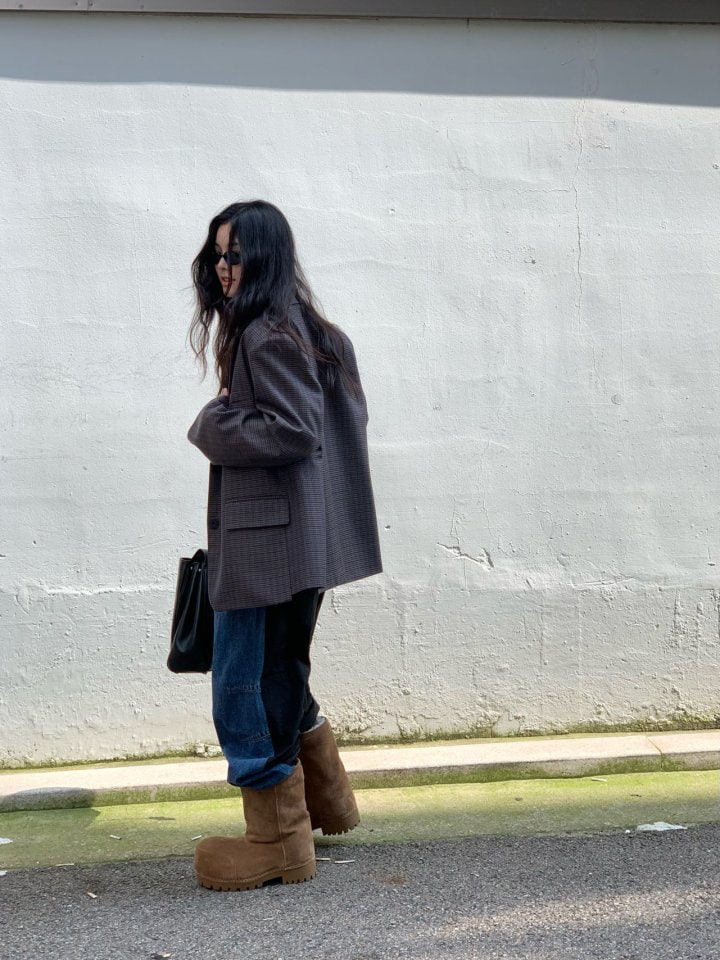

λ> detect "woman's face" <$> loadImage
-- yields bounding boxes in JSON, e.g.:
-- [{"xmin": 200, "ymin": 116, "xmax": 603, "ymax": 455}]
[{"xmin": 213, "ymin": 222, "xmax": 242, "ymax": 298}]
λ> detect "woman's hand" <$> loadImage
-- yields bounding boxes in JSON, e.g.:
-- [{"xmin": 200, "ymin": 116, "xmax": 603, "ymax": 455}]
[{"xmin": 220, "ymin": 388, "xmax": 229, "ymax": 397}]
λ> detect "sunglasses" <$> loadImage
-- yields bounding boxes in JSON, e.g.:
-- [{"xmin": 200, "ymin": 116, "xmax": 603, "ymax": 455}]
[{"xmin": 211, "ymin": 249, "xmax": 242, "ymax": 266}]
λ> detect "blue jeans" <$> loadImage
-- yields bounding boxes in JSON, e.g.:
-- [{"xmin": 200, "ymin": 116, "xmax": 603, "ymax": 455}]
[{"xmin": 211, "ymin": 588, "xmax": 323, "ymax": 791}]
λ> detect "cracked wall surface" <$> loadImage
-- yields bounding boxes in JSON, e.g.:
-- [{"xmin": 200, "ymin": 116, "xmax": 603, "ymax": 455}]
[{"xmin": 1, "ymin": 15, "xmax": 720, "ymax": 764}]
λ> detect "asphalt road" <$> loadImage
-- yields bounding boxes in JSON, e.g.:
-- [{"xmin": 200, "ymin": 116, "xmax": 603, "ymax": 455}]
[{"xmin": 2, "ymin": 824, "xmax": 719, "ymax": 960}]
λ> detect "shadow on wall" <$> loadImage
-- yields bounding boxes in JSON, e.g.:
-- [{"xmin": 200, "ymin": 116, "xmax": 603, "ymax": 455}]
[{"xmin": 0, "ymin": 12, "xmax": 719, "ymax": 105}]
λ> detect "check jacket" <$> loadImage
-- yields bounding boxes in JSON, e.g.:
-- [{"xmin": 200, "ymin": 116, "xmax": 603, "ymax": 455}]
[{"xmin": 187, "ymin": 301, "xmax": 383, "ymax": 611}]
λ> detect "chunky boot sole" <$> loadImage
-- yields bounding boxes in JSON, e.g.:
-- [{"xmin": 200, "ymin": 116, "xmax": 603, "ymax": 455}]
[
  {"xmin": 313, "ymin": 809, "xmax": 361, "ymax": 836},
  {"xmin": 197, "ymin": 858, "xmax": 316, "ymax": 892}
]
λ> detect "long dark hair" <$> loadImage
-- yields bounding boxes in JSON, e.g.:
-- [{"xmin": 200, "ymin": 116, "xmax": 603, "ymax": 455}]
[{"xmin": 189, "ymin": 200, "xmax": 357, "ymax": 395}]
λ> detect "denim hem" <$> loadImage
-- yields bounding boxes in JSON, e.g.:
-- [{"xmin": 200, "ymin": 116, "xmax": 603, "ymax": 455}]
[{"xmin": 227, "ymin": 760, "xmax": 297, "ymax": 791}]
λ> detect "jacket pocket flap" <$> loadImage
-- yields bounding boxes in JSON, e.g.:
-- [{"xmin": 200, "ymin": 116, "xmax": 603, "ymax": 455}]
[{"xmin": 225, "ymin": 497, "xmax": 290, "ymax": 529}]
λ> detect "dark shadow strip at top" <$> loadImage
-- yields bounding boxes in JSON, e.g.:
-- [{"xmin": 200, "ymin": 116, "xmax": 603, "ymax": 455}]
[{"xmin": 1, "ymin": 0, "xmax": 720, "ymax": 26}]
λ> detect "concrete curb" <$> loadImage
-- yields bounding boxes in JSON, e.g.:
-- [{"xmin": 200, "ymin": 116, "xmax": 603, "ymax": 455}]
[{"xmin": 1, "ymin": 729, "xmax": 718, "ymax": 813}]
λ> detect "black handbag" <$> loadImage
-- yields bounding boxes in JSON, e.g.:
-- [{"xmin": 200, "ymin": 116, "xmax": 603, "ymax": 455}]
[{"xmin": 167, "ymin": 548, "xmax": 214, "ymax": 673}]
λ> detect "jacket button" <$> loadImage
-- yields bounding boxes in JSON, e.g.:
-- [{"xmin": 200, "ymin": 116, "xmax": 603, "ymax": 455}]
[{"xmin": 209, "ymin": 518, "xmax": 220, "ymax": 530}]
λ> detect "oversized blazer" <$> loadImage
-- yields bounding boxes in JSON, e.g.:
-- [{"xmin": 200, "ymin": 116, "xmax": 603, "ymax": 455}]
[{"xmin": 187, "ymin": 301, "xmax": 383, "ymax": 611}]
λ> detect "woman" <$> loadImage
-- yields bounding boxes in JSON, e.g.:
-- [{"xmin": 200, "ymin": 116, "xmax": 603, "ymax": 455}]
[{"xmin": 186, "ymin": 200, "xmax": 382, "ymax": 891}]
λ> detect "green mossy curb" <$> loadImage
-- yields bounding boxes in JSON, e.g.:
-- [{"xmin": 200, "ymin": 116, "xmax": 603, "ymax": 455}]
[
  {"xmin": 1, "ymin": 769, "xmax": 718, "ymax": 872},
  {"xmin": 0, "ymin": 756, "xmax": 673, "ymax": 813}
]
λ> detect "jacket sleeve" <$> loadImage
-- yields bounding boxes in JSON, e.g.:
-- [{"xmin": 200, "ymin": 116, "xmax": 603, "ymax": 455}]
[
  {"xmin": 341, "ymin": 334, "xmax": 370, "ymax": 424},
  {"xmin": 187, "ymin": 327, "xmax": 323, "ymax": 469}
]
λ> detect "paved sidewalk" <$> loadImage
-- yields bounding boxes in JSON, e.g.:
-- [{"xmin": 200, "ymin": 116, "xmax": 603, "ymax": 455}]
[
  {"xmin": 3, "ymin": 826, "xmax": 720, "ymax": 960},
  {"xmin": 1, "ymin": 729, "xmax": 718, "ymax": 812}
]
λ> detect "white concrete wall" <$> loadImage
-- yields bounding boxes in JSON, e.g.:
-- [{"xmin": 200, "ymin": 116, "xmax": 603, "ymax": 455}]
[{"xmin": 1, "ymin": 13, "xmax": 719, "ymax": 765}]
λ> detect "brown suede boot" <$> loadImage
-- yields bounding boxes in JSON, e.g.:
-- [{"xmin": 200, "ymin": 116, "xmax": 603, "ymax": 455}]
[
  {"xmin": 194, "ymin": 762, "xmax": 316, "ymax": 891},
  {"xmin": 299, "ymin": 718, "xmax": 360, "ymax": 835}
]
